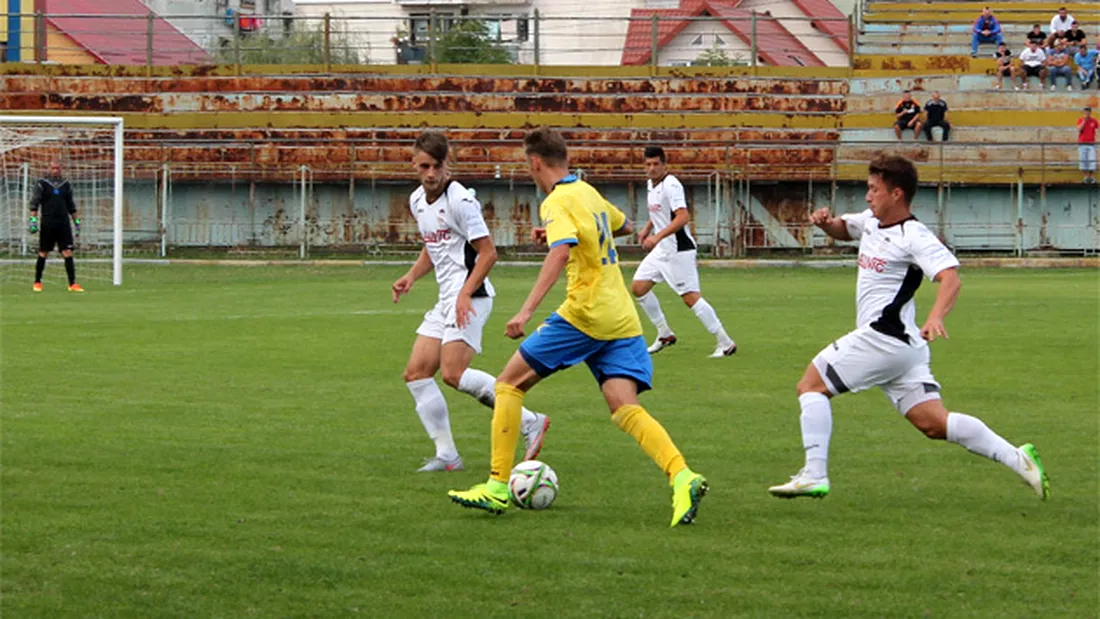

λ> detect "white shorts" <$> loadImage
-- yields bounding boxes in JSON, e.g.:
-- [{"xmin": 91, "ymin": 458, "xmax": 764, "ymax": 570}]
[
  {"xmin": 812, "ymin": 326, "xmax": 942, "ymax": 415},
  {"xmin": 416, "ymin": 296, "xmax": 493, "ymax": 354},
  {"xmin": 633, "ymin": 250, "xmax": 701, "ymax": 296},
  {"xmin": 1079, "ymin": 145, "xmax": 1096, "ymax": 172}
]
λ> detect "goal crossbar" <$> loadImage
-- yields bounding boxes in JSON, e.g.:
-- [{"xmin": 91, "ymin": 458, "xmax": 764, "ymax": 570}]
[{"xmin": 0, "ymin": 115, "xmax": 125, "ymax": 285}]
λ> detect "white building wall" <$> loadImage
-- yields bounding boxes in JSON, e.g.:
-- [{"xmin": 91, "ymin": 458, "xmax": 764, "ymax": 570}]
[
  {"xmin": 295, "ymin": 0, "xmax": 397, "ymax": 64},
  {"xmin": 656, "ymin": 19, "xmax": 751, "ymax": 66}
]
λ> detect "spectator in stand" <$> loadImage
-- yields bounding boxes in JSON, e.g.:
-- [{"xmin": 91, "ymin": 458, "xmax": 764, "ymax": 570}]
[
  {"xmin": 894, "ymin": 91, "xmax": 923, "ymax": 141},
  {"xmin": 1019, "ymin": 39, "xmax": 1048, "ymax": 90},
  {"xmin": 1050, "ymin": 7, "xmax": 1074, "ymax": 40},
  {"xmin": 922, "ymin": 92, "xmax": 950, "ymax": 142},
  {"xmin": 1074, "ymin": 43, "xmax": 1098, "ymax": 90},
  {"xmin": 1077, "ymin": 106, "xmax": 1097, "ymax": 184},
  {"xmin": 1027, "ymin": 24, "xmax": 1048, "ymax": 47},
  {"xmin": 971, "ymin": 7, "xmax": 1004, "ymax": 58},
  {"xmin": 1063, "ymin": 22, "xmax": 1086, "ymax": 47},
  {"xmin": 994, "ymin": 42, "xmax": 1017, "ymax": 89},
  {"xmin": 1048, "ymin": 39, "xmax": 1074, "ymax": 90}
]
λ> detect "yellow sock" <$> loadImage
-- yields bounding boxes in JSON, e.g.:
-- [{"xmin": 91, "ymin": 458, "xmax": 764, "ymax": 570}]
[
  {"xmin": 611, "ymin": 405, "xmax": 687, "ymax": 483},
  {"xmin": 490, "ymin": 382, "xmax": 524, "ymax": 483}
]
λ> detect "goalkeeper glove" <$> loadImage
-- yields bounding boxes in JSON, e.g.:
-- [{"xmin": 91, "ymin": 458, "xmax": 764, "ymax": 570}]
[
  {"xmin": 73, "ymin": 218, "xmax": 81, "ymax": 236},
  {"xmin": 28, "ymin": 216, "xmax": 38, "ymax": 234}
]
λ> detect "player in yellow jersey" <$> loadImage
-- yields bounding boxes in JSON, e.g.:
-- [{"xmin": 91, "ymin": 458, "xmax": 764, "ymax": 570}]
[{"xmin": 448, "ymin": 128, "xmax": 708, "ymax": 527}]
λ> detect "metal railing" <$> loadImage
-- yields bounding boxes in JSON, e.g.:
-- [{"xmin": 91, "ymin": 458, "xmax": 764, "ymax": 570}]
[{"xmin": 0, "ymin": 12, "xmax": 853, "ymax": 70}]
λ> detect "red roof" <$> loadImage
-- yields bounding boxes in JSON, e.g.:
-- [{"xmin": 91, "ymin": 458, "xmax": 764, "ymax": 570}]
[
  {"xmin": 46, "ymin": 0, "xmax": 210, "ymax": 65},
  {"xmin": 621, "ymin": 0, "xmax": 844, "ymax": 66},
  {"xmin": 789, "ymin": 0, "xmax": 850, "ymax": 53}
]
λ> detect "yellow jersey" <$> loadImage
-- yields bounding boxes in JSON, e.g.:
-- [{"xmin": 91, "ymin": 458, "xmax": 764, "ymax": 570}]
[{"xmin": 541, "ymin": 176, "xmax": 642, "ymax": 340}]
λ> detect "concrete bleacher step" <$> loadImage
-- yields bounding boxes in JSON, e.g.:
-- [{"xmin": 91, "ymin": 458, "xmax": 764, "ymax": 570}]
[
  {"xmin": 837, "ymin": 141, "xmax": 1080, "ymax": 163},
  {"xmin": 867, "ymin": 2, "xmax": 1093, "ymax": 10},
  {"xmin": 858, "ymin": 44, "xmax": 1022, "ymax": 55},
  {"xmin": 841, "ymin": 126, "xmax": 1072, "ymax": 143},
  {"xmin": 833, "ymin": 162, "xmax": 1085, "ymax": 184},
  {"xmin": 864, "ymin": 11, "xmax": 1100, "ymax": 24},
  {"xmin": 847, "ymin": 90, "xmax": 1100, "ymax": 113},
  {"xmin": 845, "ymin": 108, "xmax": 1088, "ymax": 127},
  {"xmin": 850, "ymin": 74, "xmax": 1041, "ymax": 93}
]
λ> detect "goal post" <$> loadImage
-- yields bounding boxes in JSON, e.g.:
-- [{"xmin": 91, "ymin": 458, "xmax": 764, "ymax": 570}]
[{"xmin": 0, "ymin": 115, "xmax": 125, "ymax": 286}]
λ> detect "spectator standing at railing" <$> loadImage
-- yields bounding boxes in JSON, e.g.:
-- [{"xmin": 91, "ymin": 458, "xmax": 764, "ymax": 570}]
[
  {"xmin": 1077, "ymin": 106, "xmax": 1098, "ymax": 184},
  {"xmin": 1050, "ymin": 7, "xmax": 1074, "ymax": 40},
  {"xmin": 970, "ymin": 7, "xmax": 1004, "ymax": 58},
  {"xmin": 1019, "ymin": 40, "xmax": 1048, "ymax": 90},
  {"xmin": 1048, "ymin": 39, "xmax": 1074, "ymax": 90},
  {"xmin": 994, "ymin": 42, "xmax": 1017, "ymax": 89},
  {"xmin": 1074, "ymin": 43, "xmax": 1098, "ymax": 90},
  {"xmin": 1027, "ymin": 24, "xmax": 1048, "ymax": 47},
  {"xmin": 923, "ymin": 92, "xmax": 951, "ymax": 142},
  {"xmin": 893, "ymin": 91, "xmax": 923, "ymax": 141}
]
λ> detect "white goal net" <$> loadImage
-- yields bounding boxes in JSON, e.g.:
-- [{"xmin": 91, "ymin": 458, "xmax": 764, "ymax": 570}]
[{"xmin": 0, "ymin": 116, "xmax": 123, "ymax": 288}]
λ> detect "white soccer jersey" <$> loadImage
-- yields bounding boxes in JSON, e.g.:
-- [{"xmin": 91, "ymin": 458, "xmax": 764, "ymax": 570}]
[
  {"xmin": 409, "ymin": 180, "xmax": 495, "ymax": 303},
  {"xmin": 842, "ymin": 209, "xmax": 960, "ymax": 344},
  {"xmin": 646, "ymin": 174, "xmax": 696, "ymax": 254}
]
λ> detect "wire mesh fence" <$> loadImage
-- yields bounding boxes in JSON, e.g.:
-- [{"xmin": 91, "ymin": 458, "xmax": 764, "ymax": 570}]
[{"xmin": 1, "ymin": 12, "xmax": 853, "ymax": 69}]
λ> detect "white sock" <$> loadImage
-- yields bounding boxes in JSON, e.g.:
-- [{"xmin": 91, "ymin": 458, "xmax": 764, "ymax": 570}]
[
  {"xmin": 636, "ymin": 291, "xmax": 673, "ymax": 338},
  {"xmin": 406, "ymin": 378, "xmax": 458, "ymax": 461},
  {"xmin": 799, "ymin": 392, "xmax": 832, "ymax": 478},
  {"xmin": 691, "ymin": 298, "xmax": 733, "ymax": 348},
  {"xmin": 946, "ymin": 412, "xmax": 1025, "ymax": 475},
  {"xmin": 457, "ymin": 368, "xmax": 538, "ymax": 426}
]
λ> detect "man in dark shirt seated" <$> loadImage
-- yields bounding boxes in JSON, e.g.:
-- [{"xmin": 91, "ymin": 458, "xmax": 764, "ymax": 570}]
[
  {"xmin": 923, "ymin": 92, "xmax": 950, "ymax": 142},
  {"xmin": 1027, "ymin": 24, "xmax": 1048, "ymax": 46}
]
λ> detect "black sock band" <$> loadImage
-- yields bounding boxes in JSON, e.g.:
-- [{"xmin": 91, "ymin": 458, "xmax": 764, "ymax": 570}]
[
  {"xmin": 64, "ymin": 256, "xmax": 75, "ymax": 285},
  {"xmin": 35, "ymin": 256, "xmax": 46, "ymax": 283}
]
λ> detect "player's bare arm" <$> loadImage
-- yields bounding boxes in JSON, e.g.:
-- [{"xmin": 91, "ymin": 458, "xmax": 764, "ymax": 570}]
[
  {"xmin": 392, "ymin": 246, "xmax": 434, "ymax": 303},
  {"xmin": 455, "ymin": 235, "xmax": 498, "ymax": 328},
  {"xmin": 614, "ymin": 220, "xmax": 634, "ymax": 237},
  {"xmin": 642, "ymin": 208, "xmax": 688, "ymax": 251},
  {"xmin": 921, "ymin": 267, "xmax": 962, "ymax": 342},
  {"xmin": 636, "ymin": 220, "xmax": 653, "ymax": 245},
  {"xmin": 809, "ymin": 207, "xmax": 853, "ymax": 241},
  {"xmin": 505, "ymin": 243, "xmax": 570, "ymax": 339}
]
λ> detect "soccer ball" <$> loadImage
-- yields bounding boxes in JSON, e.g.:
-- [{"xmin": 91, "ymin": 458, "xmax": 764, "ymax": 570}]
[{"xmin": 508, "ymin": 460, "xmax": 559, "ymax": 509}]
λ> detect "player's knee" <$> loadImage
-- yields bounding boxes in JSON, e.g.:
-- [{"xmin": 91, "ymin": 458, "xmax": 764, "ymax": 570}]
[
  {"xmin": 631, "ymin": 281, "xmax": 648, "ymax": 297},
  {"xmin": 795, "ymin": 376, "xmax": 828, "ymax": 397},
  {"xmin": 681, "ymin": 292, "xmax": 700, "ymax": 307},
  {"xmin": 914, "ymin": 418, "xmax": 947, "ymax": 440}
]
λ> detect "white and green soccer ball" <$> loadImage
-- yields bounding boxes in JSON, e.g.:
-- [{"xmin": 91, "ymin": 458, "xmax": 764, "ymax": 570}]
[{"xmin": 508, "ymin": 460, "xmax": 559, "ymax": 509}]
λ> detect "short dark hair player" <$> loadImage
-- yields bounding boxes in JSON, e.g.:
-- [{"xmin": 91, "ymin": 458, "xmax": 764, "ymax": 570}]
[{"xmin": 30, "ymin": 160, "xmax": 83, "ymax": 292}]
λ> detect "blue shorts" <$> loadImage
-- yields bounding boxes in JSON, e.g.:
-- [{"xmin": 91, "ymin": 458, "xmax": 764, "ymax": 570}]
[{"xmin": 519, "ymin": 313, "xmax": 653, "ymax": 393}]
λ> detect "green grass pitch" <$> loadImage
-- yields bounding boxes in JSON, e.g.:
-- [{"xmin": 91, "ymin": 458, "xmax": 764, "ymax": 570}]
[{"xmin": 2, "ymin": 265, "xmax": 1096, "ymax": 618}]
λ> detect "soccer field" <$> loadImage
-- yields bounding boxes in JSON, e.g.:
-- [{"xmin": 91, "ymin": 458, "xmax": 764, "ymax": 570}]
[{"xmin": 2, "ymin": 265, "xmax": 1097, "ymax": 618}]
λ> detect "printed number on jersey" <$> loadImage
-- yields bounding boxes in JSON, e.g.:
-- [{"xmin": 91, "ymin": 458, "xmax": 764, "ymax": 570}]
[{"xmin": 594, "ymin": 213, "xmax": 618, "ymax": 265}]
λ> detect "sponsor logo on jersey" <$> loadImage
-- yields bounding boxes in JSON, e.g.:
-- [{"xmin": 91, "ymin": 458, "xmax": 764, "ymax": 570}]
[
  {"xmin": 648, "ymin": 203, "xmax": 662, "ymax": 213},
  {"xmin": 422, "ymin": 228, "xmax": 452, "ymax": 243},
  {"xmin": 857, "ymin": 253, "xmax": 887, "ymax": 273}
]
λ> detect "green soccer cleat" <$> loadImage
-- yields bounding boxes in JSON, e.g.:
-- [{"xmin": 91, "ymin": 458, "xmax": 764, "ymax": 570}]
[
  {"xmin": 670, "ymin": 469, "xmax": 708, "ymax": 527},
  {"xmin": 1018, "ymin": 443, "xmax": 1050, "ymax": 500},
  {"xmin": 768, "ymin": 468, "xmax": 830, "ymax": 499},
  {"xmin": 448, "ymin": 482, "xmax": 509, "ymax": 515}
]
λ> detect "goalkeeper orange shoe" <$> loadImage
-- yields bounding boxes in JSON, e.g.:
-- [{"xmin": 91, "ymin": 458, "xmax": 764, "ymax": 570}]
[
  {"xmin": 32, "ymin": 282, "xmax": 42, "ymax": 292},
  {"xmin": 68, "ymin": 284, "xmax": 84, "ymax": 293}
]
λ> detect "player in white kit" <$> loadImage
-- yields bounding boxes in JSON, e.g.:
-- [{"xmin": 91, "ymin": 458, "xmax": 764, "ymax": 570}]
[
  {"xmin": 632, "ymin": 147, "xmax": 737, "ymax": 358},
  {"xmin": 392, "ymin": 131, "xmax": 550, "ymax": 472},
  {"xmin": 769, "ymin": 154, "xmax": 1049, "ymax": 500}
]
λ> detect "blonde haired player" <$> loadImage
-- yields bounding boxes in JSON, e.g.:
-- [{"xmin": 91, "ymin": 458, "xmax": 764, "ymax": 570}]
[
  {"xmin": 448, "ymin": 128, "xmax": 708, "ymax": 527},
  {"xmin": 392, "ymin": 130, "xmax": 549, "ymax": 472},
  {"xmin": 768, "ymin": 154, "xmax": 1049, "ymax": 500},
  {"xmin": 633, "ymin": 147, "xmax": 735, "ymax": 357}
]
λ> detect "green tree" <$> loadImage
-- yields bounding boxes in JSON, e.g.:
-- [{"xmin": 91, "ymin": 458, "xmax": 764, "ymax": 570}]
[
  {"xmin": 214, "ymin": 21, "xmax": 364, "ymax": 65},
  {"xmin": 434, "ymin": 20, "xmax": 511, "ymax": 64},
  {"xmin": 693, "ymin": 43, "xmax": 747, "ymax": 67}
]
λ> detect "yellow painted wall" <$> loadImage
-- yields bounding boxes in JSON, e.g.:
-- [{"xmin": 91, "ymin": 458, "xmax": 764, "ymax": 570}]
[
  {"xmin": 45, "ymin": 22, "xmax": 96, "ymax": 64},
  {"xmin": 1, "ymin": 0, "xmax": 36, "ymax": 61}
]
